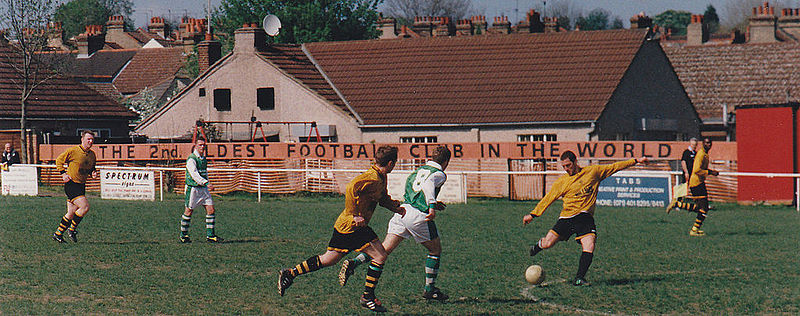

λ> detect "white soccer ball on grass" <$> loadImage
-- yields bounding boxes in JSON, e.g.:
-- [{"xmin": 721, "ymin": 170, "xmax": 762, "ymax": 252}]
[{"xmin": 525, "ymin": 264, "xmax": 544, "ymax": 285}]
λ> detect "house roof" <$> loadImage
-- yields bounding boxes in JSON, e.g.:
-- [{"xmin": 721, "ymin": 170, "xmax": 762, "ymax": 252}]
[
  {"xmin": 114, "ymin": 47, "xmax": 185, "ymax": 94},
  {"xmin": 82, "ymin": 82, "xmax": 123, "ymax": 99},
  {"xmin": 663, "ymin": 42, "xmax": 800, "ymax": 121},
  {"xmin": 256, "ymin": 45, "xmax": 354, "ymax": 119},
  {"xmin": 62, "ymin": 49, "xmax": 138, "ymax": 81},
  {"xmin": 0, "ymin": 43, "xmax": 135, "ymax": 119},
  {"xmin": 288, "ymin": 29, "xmax": 650, "ymax": 126}
]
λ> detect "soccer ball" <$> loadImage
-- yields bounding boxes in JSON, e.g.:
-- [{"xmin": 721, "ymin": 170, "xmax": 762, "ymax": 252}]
[{"xmin": 525, "ymin": 265, "xmax": 544, "ymax": 285}]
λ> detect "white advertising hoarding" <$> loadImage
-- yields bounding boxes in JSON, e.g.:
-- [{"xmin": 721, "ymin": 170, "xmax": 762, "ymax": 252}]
[
  {"xmin": 1, "ymin": 166, "xmax": 38, "ymax": 196},
  {"xmin": 388, "ymin": 172, "xmax": 466, "ymax": 204},
  {"xmin": 100, "ymin": 169, "xmax": 155, "ymax": 201}
]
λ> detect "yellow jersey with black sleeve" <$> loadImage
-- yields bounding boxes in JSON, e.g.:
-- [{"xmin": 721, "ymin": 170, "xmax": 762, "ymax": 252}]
[
  {"xmin": 55, "ymin": 145, "xmax": 97, "ymax": 184},
  {"xmin": 333, "ymin": 165, "xmax": 400, "ymax": 234},
  {"xmin": 529, "ymin": 159, "xmax": 637, "ymax": 218},
  {"xmin": 689, "ymin": 147, "xmax": 709, "ymax": 188}
]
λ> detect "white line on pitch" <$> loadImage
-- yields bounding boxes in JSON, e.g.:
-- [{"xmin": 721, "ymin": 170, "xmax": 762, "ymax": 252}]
[{"xmin": 520, "ymin": 285, "xmax": 617, "ymax": 316}]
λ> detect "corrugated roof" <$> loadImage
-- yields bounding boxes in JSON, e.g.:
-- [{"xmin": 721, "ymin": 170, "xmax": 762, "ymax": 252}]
[
  {"xmin": 663, "ymin": 42, "xmax": 800, "ymax": 121},
  {"xmin": 294, "ymin": 29, "xmax": 649, "ymax": 125},
  {"xmin": 0, "ymin": 43, "xmax": 135, "ymax": 119},
  {"xmin": 114, "ymin": 47, "xmax": 185, "ymax": 94}
]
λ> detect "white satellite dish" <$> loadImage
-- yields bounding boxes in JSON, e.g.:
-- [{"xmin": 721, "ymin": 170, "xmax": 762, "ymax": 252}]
[{"xmin": 263, "ymin": 14, "xmax": 281, "ymax": 36}]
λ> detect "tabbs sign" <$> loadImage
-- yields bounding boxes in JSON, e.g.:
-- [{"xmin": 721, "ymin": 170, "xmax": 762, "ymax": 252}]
[
  {"xmin": 100, "ymin": 169, "xmax": 155, "ymax": 201},
  {"xmin": 597, "ymin": 175, "xmax": 669, "ymax": 208}
]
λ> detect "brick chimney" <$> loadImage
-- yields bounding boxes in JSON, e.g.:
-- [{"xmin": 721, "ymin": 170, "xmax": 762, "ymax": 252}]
[
  {"xmin": 529, "ymin": 10, "xmax": 544, "ymax": 33},
  {"xmin": 687, "ymin": 14, "xmax": 708, "ymax": 46},
  {"xmin": 197, "ymin": 33, "xmax": 221, "ymax": 74},
  {"xmin": 234, "ymin": 23, "xmax": 266, "ymax": 54},
  {"xmin": 47, "ymin": 21, "xmax": 66, "ymax": 50},
  {"xmin": 105, "ymin": 15, "xmax": 124, "ymax": 40},
  {"xmin": 749, "ymin": 2, "xmax": 777, "ymax": 43},
  {"xmin": 376, "ymin": 15, "xmax": 397, "ymax": 39},
  {"xmin": 629, "ymin": 12, "xmax": 652, "ymax": 29},
  {"xmin": 471, "ymin": 16, "xmax": 487, "ymax": 35},
  {"xmin": 412, "ymin": 16, "xmax": 434, "ymax": 36},
  {"xmin": 432, "ymin": 17, "xmax": 452, "ymax": 37},
  {"xmin": 76, "ymin": 25, "xmax": 104, "ymax": 58},
  {"xmin": 489, "ymin": 16, "xmax": 510, "ymax": 34},
  {"xmin": 455, "ymin": 19, "xmax": 472, "ymax": 36},
  {"xmin": 148, "ymin": 16, "xmax": 166, "ymax": 39},
  {"xmin": 543, "ymin": 17, "xmax": 558, "ymax": 32},
  {"xmin": 778, "ymin": 8, "xmax": 800, "ymax": 39},
  {"xmin": 516, "ymin": 14, "xmax": 531, "ymax": 33}
]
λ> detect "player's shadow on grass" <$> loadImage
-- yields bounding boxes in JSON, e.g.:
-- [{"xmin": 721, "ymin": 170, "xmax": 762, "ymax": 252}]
[
  {"xmin": 89, "ymin": 241, "xmax": 162, "ymax": 245},
  {"xmin": 600, "ymin": 275, "xmax": 666, "ymax": 286},
  {"xmin": 220, "ymin": 238, "xmax": 268, "ymax": 244},
  {"xmin": 716, "ymin": 231, "xmax": 770, "ymax": 236},
  {"xmin": 449, "ymin": 297, "xmax": 533, "ymax": 305}
]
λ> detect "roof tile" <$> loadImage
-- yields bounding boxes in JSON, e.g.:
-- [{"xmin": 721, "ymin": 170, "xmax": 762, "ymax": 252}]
[{"xmin": 300, "ymin": 29, "xmax": 647, "ymax": 125}]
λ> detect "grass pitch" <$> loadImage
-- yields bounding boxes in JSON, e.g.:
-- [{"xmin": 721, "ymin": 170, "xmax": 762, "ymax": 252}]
[{"xmin": 0, "ymin": 191, "xmax": 798, "ymax": 314}]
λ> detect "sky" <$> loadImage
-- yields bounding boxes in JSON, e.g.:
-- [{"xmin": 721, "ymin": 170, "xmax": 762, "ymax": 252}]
[{"xmin": 128, "ymin": 0, "xmax": 787, "ymax": 29}]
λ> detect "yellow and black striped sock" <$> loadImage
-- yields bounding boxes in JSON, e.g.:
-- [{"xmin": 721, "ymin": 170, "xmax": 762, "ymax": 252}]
[
  {"xmin": 363, "ymin": 260, "xmax": 384, "ymax": 299},
  {"xmin": 69, "ymin": 214, "xmax": 84, "ymax": 231},
  {"xmin": 676, "ymin": 200, "xmax": 700, "ymax": 213},
  {"xmin": 290, "ymin": 255, "xmax": 322, "ymax": 277},
  {"xmin": 692, "ymin": 208, "xmax": 708, "ymax": 230},
  {"xmin": 55, "ymin": 216, "xmax": 70, "ymax": 235}
]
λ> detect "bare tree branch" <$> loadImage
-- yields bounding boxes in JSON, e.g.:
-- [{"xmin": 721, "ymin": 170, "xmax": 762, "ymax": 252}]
[
  {"xmin": 383, "ymin": 0, "xmax": 474, "ymax": 21},
  {"xmin": 0, "ymin": 0, "xmax": 59, "ymax": 163}
]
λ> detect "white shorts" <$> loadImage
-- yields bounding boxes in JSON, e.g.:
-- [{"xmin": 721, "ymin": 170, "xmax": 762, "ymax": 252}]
[
  {"xmin": 185, "ymin": 185, "xmax": 214, "ymax": 209},
  {"xmin": 386, "ymin": 204, "xmax": 439, "ymax": 243}
]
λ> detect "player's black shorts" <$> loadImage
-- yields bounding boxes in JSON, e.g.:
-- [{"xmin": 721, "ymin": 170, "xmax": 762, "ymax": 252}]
[
  {"xmin": 64, "ymin": 180, "xmax": 86, "ymax": 202},
  {"xmin": 327, "ymin": 226, "xmax": 378, "ymax": 253},
  {"xmin": 690, "ymin": 183, "xmax": 708, "ymax": 198},
  {"xmin": 550, "ymin": 212, "xmax": 597, "ymax": 244}
]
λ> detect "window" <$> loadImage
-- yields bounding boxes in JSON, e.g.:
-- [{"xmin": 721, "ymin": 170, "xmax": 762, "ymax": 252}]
[
  {"xmin": 299, "ymin": 136, "xmax": 338, "ymax": 142},
  {"xmin": 199, "ymin": 88, "xmax": 206, "ymax": 97},
  {"xmin": 257, "ymin": 87, "xmax": 275, "ymax": 110},
  {"xmin": 400, "ymin": 136, "xmax": 438, "ymax": 143},
  {"xmin": 78, "ymin": 128, "xmax": 111, "ymax": 138},
  {"xmin": 213, "ymin": 88, "xmax": 231, "ymax": 111},
  {"xmin": 517, "ymin": 134, "xmax": 557, "ymax": 142}
]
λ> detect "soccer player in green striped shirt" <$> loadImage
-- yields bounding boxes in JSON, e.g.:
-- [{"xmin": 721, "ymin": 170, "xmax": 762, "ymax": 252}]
[
  {"xmin": 339, "ymin": 145, "xmax": 451, "ymax": 301},
  {"xmin": 179, "ymin": 138, "xmax": 222, "ymax": 243}
]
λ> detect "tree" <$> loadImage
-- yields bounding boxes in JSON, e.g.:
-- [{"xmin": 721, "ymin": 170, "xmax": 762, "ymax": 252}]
[
  {"xmin": 382, "ymin": 0, "xmax": 473, "ymax": 21},
  {"xmin": 654, "ymin": 10, "xmax": 691, "ymax": 36},
  {"xmin": 214, "ymin": 0, "xmax": 382, "ymax": 45},
  {"xmin": 576, "ymin": 8, "xmax": 611, "ymax": 30},
  {"xmin": 125, "ymin": 87, "xmax": 159, "ymax": 123},
  {"xmin": 722, "ymin": 0, "xmax": 787, "ymax": 31},
  {"xmin": 0, "ymin": 0, "xmax": 59, "ymax": 163},
  {"xmin": 610, "ymin": 17, "xmax": 624, "ymax": 29},
  {"xmin": 703, "ymin": 4, "xmax": 720, "ymax": 34},
  {"xmin": 53, "ymin": 0, "xmax": 133, "ymax": 41},
  {"xmin": 546, "ymin": 0, "xmax": 583, "ymax": 30}
]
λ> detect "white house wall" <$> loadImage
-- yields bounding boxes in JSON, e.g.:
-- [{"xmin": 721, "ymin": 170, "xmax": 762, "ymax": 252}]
[{"xmin": 137, "ymin": 51, "xmax": 362, "ymax": 141}]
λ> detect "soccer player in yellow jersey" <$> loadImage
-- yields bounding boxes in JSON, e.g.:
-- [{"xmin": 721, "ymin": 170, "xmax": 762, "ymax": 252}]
[
  {"xmin": 667, "ymin": 138, "xmax": 718, "ymax": 236},
  {"xmin": 278, "ymin": 146, "xmax": 406, "ymax": 312},
  {"xmin": 523, "ymin": 150, "xmax": 647, "ymax": 286},
  {"xmin": 51, "ymin": 130, "xmax": 98, "ymax": 243}
]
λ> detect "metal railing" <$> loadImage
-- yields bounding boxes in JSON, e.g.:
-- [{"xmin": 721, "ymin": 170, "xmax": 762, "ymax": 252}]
[{"xmin": 8, "ymin": 164, "xmax": 800, "ymax": 211}]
